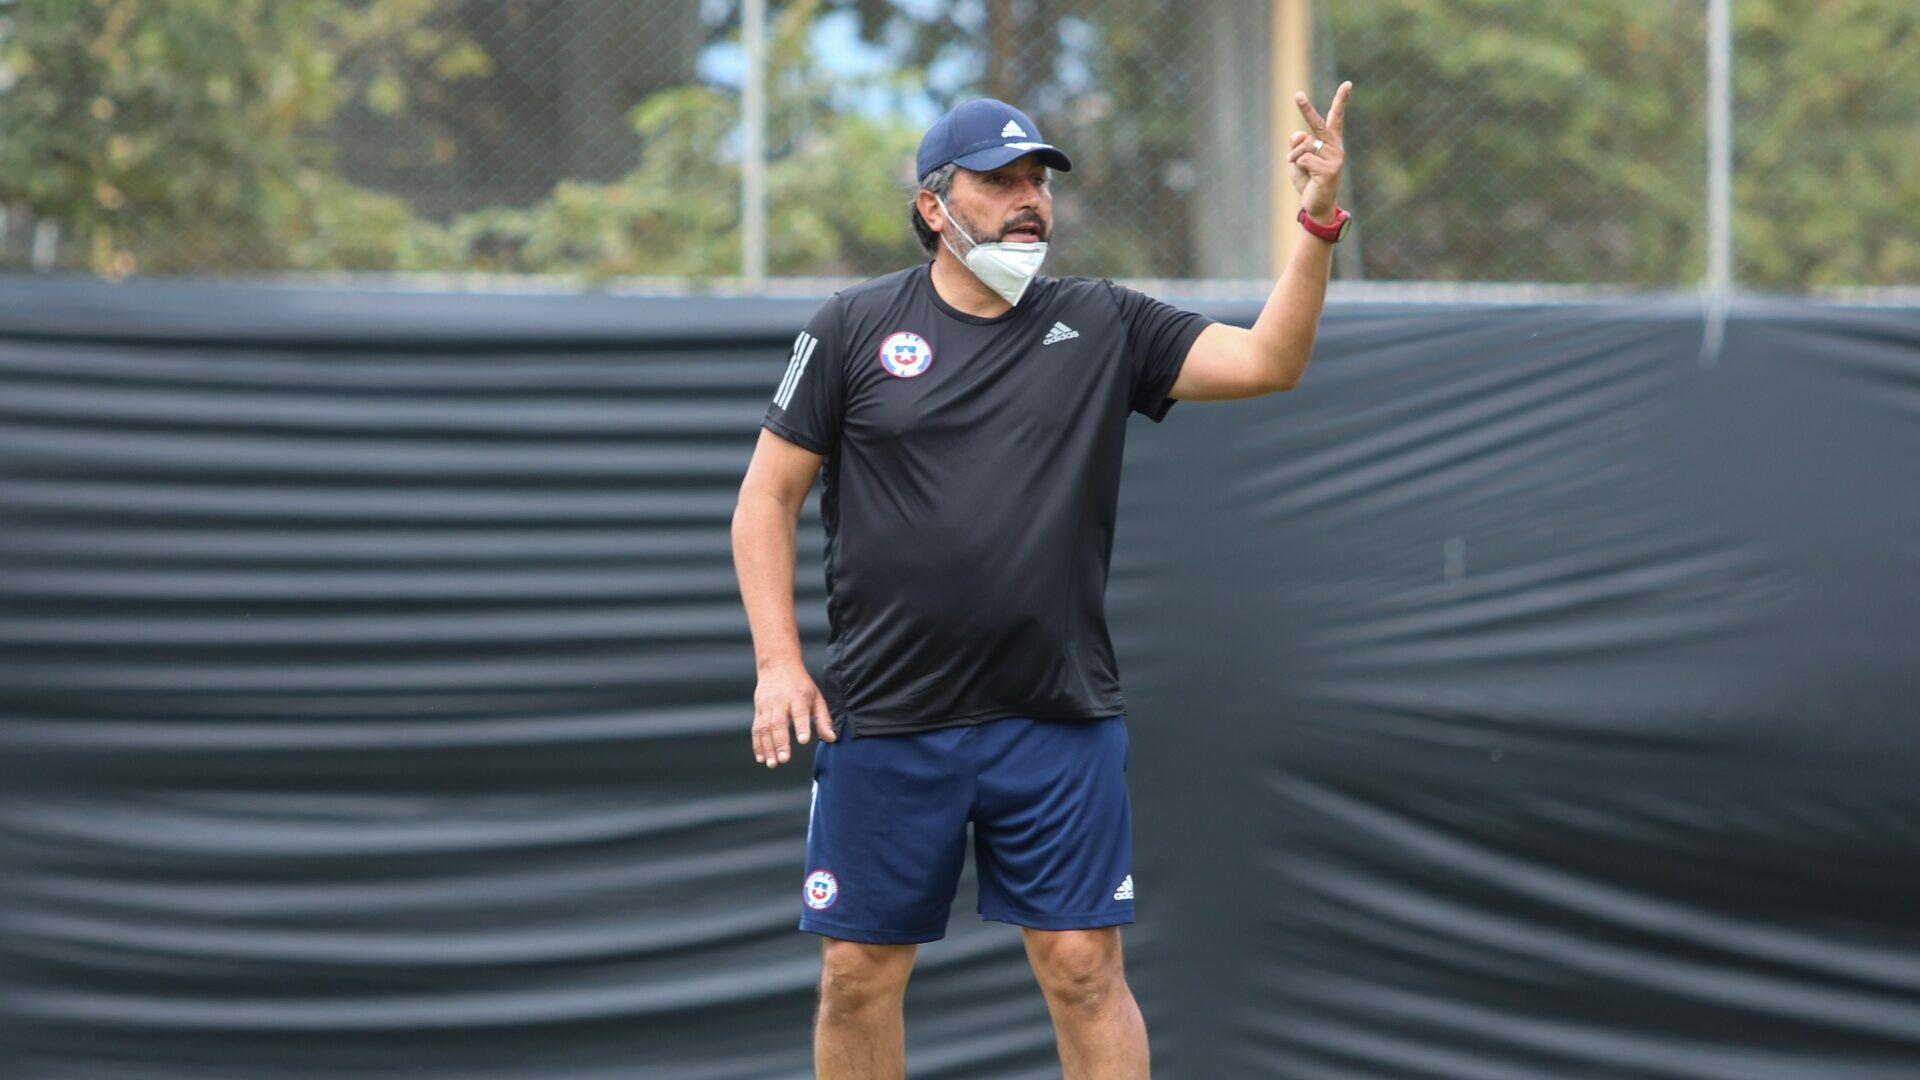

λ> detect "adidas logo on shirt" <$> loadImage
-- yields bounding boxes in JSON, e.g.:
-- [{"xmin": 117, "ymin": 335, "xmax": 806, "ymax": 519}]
[
  {"xmin": 1001, "ymin": 120, "xmax": 1028, "ymax": 138},
  {"xmin": 1042, "ymin": 321, "xmax": 1080, "ymax": 345},
  {"xmin": 1113, "ymin": 874, "xmax": 1134, "ymax": 901}
]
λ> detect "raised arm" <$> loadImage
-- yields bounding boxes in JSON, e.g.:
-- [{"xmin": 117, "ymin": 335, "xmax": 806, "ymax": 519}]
[
  {"xmin": 732, "ymin": 427, "xmax": 837, "ymax": 767},
  {"xmin": 1170, "ymin": 81, "xmax": 1352, "ymax": 401}
]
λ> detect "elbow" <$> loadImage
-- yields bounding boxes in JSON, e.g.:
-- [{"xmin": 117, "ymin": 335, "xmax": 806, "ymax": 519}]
[
  {"xmin": 731, "ymin": 487, "xmax": 762, "ymax": 542},
  {"xmin": 1260, "ymin": 356, "xmax": 1305, "ymax": 394},
  {"xmin": 1266, "ymin": 344, "xmax": 1313, "ymax": 393},
  {"xmin": 734, "ymin": 484, "xmax": 802, "ymax": 534},
  {"xmin": 730, "ymin": 498, "xmax": 749, "ymax": 559},
  {"xmin": 1241, "ymin": 337, "xmax": 1307, "ymax": 396}
]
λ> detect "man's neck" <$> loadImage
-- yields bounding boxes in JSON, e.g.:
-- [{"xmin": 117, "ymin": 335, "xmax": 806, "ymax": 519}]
[{"xmin": 929, "ymin": 249, "xmax": 1013, "ymax": 319}]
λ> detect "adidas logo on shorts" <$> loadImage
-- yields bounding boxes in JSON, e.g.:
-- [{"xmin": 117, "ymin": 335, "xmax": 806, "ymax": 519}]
[{"xmin": 1113, "ymin": 874, "xmax": 1134, "ymax": 901}]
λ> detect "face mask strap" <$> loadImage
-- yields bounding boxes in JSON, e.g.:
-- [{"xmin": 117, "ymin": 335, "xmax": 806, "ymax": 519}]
[{"xmin": 932, "ymin": 194, "xmax": 978, "ymax": 260}]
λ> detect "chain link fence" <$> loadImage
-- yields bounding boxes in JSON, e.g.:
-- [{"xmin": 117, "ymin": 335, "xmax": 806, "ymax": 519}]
[{"xmin": 0, "ymin": 0, "xmax": 1913, "ymax": 291}]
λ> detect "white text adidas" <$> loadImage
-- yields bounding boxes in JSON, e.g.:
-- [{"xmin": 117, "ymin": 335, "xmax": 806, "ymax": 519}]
[
  {"xmin": 1042, "ymin": 321, "xmax": 1080, "ymax": 346},
  {"xmin": 1113, "ymin": 874, "xmax": 1134, "ymax": 901}
]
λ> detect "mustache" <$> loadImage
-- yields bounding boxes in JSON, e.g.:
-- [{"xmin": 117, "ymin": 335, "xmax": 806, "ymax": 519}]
[{"xmin": 997, "ymin": 214, "xmax": 1048, "ymax": 240}]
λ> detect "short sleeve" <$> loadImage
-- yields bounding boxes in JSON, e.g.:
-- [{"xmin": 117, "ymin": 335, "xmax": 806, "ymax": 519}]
[
  {"xmin": 1107, "ymin": 281, "xmax": 1213, "ymax": 422},
  {"xmin": 761, "ymin": 298, "xmax": 846, "ymax": 454}
]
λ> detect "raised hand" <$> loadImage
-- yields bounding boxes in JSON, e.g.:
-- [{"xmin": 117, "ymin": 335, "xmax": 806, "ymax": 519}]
[{"xmin": 1286, "ymin": 81, "xmax": 1351, "ymax": 221}]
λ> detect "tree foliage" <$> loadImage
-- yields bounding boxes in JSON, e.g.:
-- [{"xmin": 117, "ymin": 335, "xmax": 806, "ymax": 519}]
[
  {"xmin": 1731, "ymin": 0, "xmax": 1918, "ymax": 289},
  {"xmin": 0, "ymin": 0, "xmax": 478, "ymax": 276},
  {"xmin": 438, "ymin": 0, "xmax": 925, "ymax": 280},
  {"xmin": 1327, "ymin": 0, "xmax": 1918, "ymax": 288},
  {"xmin": 1, "ymin": 0, "xmax": 1911, "ymax": 288}
]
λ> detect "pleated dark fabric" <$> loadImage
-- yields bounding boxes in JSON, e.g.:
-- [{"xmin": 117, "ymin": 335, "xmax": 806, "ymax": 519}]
[{"xmin": 1, "ymin": 281, "xmax": 1916, "ymax": 1078}]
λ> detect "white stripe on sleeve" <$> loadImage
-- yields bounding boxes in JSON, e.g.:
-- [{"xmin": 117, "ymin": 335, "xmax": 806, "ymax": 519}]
[{"xmin": 775, "ymin": 331, "xmax": 818, "ymax": 411}]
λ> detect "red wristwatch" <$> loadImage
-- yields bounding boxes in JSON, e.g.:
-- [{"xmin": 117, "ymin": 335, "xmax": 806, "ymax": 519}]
[{"xmin": 1297, "ymin": 205, "xmax": 1352, "ymax": 243}]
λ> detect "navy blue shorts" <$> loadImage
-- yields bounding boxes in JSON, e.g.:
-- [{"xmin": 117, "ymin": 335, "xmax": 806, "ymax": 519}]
[{"xmin": 797, "ymin": 714, "xmax": 1134, "ymax": 944}]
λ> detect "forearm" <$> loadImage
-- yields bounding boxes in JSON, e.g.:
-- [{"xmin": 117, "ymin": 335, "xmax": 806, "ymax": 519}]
[
  {"xmin": 731, "ymin": 490, "xmax": 806, "ymax": 674},
  {"xmin": 1245, "ymin": 226, "xmax": 1335, "ymax": 390}
]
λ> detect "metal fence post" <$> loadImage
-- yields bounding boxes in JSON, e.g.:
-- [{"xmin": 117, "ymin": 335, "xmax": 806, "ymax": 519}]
[
  {"xmin": 1699, "ymin": 0, "xmax": 1733, "ymax": 364},
  {"xmin": 1706, "ymin": 0, "xmax": 1731, "ymax": 293},
  {"xmin": 741, "ymin": 0, "xmax": 768, "ymax": 290}
]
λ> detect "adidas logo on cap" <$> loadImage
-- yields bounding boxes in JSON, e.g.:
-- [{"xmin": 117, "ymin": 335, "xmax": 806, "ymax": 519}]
[{"xmin": 1001, "ymin": 120, "xmax": 1028, "ymax": 138}]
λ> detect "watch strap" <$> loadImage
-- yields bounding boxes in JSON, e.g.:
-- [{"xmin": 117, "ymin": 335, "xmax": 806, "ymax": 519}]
[{"xmin": 1297, "ymin": 206, "xmax": 1352, "ymax": 243}]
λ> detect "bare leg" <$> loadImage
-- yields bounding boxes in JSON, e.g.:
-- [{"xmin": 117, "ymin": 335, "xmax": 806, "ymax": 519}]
[
  {"xmin": 1022, "ymin": 927, "xmax": 1150, "ymax": 1080},
  {"xmin": 815, "ymin": 938, "xmax": 917, "ymax": 1080}
]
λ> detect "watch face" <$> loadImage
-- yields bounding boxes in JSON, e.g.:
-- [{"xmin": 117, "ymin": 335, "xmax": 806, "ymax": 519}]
[{"xmin": 1335, "ymin": 216, "xmax": 1352, "ymax": 241}]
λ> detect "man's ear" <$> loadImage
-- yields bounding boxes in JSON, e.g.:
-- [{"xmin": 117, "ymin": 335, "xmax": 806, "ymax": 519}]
[{"xmin": 915, "ymin": 190, "xmax": 945, "ymax": 234}]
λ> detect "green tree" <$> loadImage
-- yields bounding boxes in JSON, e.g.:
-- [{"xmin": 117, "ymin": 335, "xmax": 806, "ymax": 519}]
[
  {"xmin": 815, "ymin": 0, "xmax": 1194, "ymax": 278},
  {"xmin": 809, "ymin": 0, "xmax": 1917, "ymax": 287},
  {"xmin": 1733, "ymin": 0, "xmax": 1919, "ymax": 290},
  {"xmin": 0, "ymin": 0, "xmax": 476, "ymax": 275},
  {"xmin": 3, "ymin": 0, "xmax": 1910, "ymax": 288},
  {"xmin": 1326, "ymin": 0, "xmax": 1711, "ymax": 285},
  {"xmin": 1325, "ymin": 0, "xmax": 1917, "ymax": 287},
  {"xmin": 435, "ymin": 0, "xmax": 925, "ymax": 281}
]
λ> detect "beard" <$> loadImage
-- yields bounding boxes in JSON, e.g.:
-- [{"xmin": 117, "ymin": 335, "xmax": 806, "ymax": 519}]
[{"xmin": 950, "ymin": 203, "xmax": 1052, "ymax": 246}]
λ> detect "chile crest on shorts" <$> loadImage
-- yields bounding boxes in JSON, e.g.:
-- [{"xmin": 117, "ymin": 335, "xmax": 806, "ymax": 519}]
[
  {"xmin": 878, "ymin": 331, "xmax": 933, "ymax": 378},
  {"xmin": 804, "ymin": 868, "xmax": 840, "ymax": 910}
]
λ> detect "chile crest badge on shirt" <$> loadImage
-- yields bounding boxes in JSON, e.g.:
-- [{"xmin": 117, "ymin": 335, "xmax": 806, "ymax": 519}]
[{"xmin": 878, "ymin": 330, "xmax": 933, "ymax": 378}]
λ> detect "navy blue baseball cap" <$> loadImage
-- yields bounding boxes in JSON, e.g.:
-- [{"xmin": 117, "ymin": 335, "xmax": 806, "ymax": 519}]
[{"xmin": 916, "ymin": 99, "xmax": 1073, "ymax": 181}]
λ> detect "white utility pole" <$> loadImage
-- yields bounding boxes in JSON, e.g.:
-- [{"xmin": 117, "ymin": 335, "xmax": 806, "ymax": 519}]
[
  {"xmin": 1700, "ymin": 0, "xmax": 1733, "ymax": 364},
  {"xmin": 741, "ymin": 0, "xmax": 768, "ymax": 289},
  {"xmin": 1706, "ymin": 0, "xmax": 1732, "ymax": 293}
]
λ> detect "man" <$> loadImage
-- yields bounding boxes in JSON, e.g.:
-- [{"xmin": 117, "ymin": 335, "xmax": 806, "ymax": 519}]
[{"xmin": 733, "ymin": 83, "xmax": 1352, "ymax": 1079}]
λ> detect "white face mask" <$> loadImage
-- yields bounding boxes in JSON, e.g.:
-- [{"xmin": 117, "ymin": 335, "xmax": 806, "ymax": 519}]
[{"xmin": 934, "ymin": 194, "xmax": 1048, "ymax": 307}]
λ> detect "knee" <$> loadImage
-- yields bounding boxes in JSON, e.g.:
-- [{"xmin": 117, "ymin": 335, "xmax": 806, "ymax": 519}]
[
  {"xmin": 1028, "ymin": 930, "xmax": 1125, "ymax": 1010},
  {"xmin": 818, "ymin": 939, "xmax": 913, "ymax": 1016}
]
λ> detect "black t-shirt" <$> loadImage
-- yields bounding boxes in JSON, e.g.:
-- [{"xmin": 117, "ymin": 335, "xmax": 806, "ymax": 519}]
[{"xmin": 762, "ymin": 263, "xmax": 1211, "ymax": 736}]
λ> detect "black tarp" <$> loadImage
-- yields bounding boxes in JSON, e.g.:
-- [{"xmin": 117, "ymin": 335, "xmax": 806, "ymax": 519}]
[{"xmin": 2, "ymin": 280, "xmax": 1916, "ymax": 1078}]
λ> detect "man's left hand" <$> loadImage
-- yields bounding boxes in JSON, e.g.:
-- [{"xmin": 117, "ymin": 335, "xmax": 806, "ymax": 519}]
[{"xmin": 1287, "ymin": 80, "xmax": 1351, "ymax": 221}]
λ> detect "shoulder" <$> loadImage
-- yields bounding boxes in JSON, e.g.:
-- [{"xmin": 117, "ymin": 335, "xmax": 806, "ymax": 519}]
[
  {"xmin": 834, "ymin": 265, "xmax": 926, "ymax": 311},
  {"xmin": 1041, "ymin": 273, "xmax": 1118, "ymax": 298},
  {"xmin": 798, "ymin": 267, "xmax": 927, "ymax": 367},
  {"xmin": 1086, "ymin": 279, "xmax": 1205, "ymax": 326},
  {"xmin": 797, "ymin": 267, "xmax": 920, "ymax": 341},
  {"xmin": 1047, "ymin": 276, "xmax": 1175, "ymax": 315},
  {"xmin": 1036, "ymin": 274, "xmax": 1129, "ymax": 314}
]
